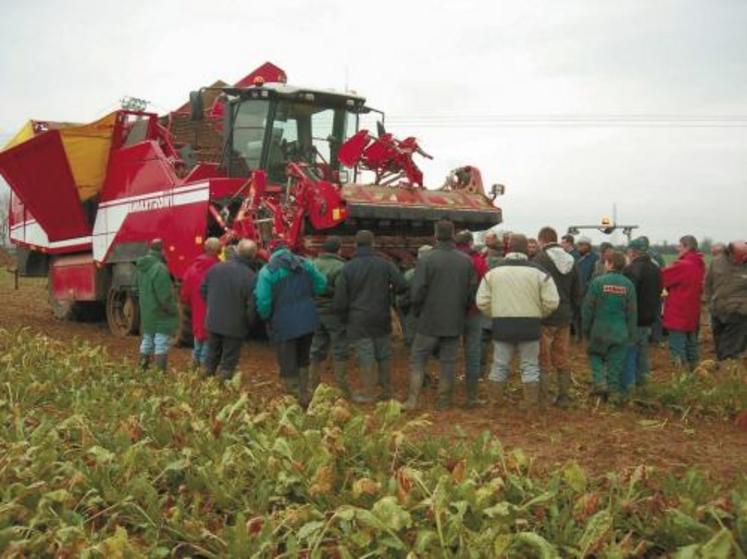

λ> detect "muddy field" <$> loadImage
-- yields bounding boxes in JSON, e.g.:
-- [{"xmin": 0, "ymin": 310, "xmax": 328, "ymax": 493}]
[{"xmin": 1, "ymin": 269, "xmax": 745, "ymax": 486}]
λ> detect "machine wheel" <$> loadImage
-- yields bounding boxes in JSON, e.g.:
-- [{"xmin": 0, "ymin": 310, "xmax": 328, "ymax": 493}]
[
  {"xmin": 176, "ymin": 299, "xmax": 194, "ymax": 348},
  {"xmin": 106, "ymin": 288, "xmax": 140, "ymax": 337}
]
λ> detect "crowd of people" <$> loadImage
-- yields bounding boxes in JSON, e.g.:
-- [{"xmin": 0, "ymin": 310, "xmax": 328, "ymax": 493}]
[{"xmin": 134, "ymin": 224, "xmax": 747, "ymax": 411}]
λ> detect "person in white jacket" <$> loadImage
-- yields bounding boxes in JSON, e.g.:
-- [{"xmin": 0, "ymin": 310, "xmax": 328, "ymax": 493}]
[{"xmin": 477, "ymin": 234, "xmax": 560, "ymax": 412}]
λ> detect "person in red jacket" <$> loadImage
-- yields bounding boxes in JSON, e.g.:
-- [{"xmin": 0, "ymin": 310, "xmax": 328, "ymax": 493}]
[
  {"xmin": 662, "ymin": 235, "xmax": 706, "ymax": 370},
  {"xmin": 180, "ymin": 237, "xmax": 222, "ymax": 367}
]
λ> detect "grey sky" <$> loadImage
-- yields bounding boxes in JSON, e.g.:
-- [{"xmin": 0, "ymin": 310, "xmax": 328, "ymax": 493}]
[{"xmin": 1, "ymin": 0, "xmax": 745, "ymax": 244}]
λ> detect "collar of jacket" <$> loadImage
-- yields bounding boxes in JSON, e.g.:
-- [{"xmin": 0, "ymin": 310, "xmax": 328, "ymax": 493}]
[
  {"xmin": 354, "ymin": 246, "xmax": 375, "ymax": 258},
  {"xmin": 318, "ymin": 253, "xmax": 345, "ymax": 263},
  {"xmin": 234, "ymin": 255, "xmax": 254, "ymax": 269},
  {"xmin": 633, "ymin": 254, "xmax": 651, "ymax": 263},
  {"xmin": 436, "ymin": 240, "xmax": 456, "ymax": 250},
  {"xmin": 505, "ymin": 252, "xmax": 528, "ymax": 261},
  {"xmin": 542, "ymin": 242, "xmax": 561, "ymax": 251}
]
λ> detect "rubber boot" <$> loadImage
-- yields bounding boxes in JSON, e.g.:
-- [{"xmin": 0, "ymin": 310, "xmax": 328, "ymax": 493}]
[
  {"xmin": 298, "ymin": 367, "xmax": 310, "ymax": 407},
  {"xmin": 522, "ymin": 381, "xmax": 540, "ymax": 416},
  {"xmin": 154, "ymin": 354, "xmax": 167, "ymax": 374},
  {"xmin": 436, "ymin": 374, "xmax": 454, "ymax": 411},
  {"xmin": 283, "ymin": 376, "xmax": 301, "ymax": 400},
  {"xmin": 555, "ymin": 370, "xmax": 572, "ymax": 408},
  {"xmin": 590, "ymin": 383, "xmax": 609, "ymax": 403},
  {"xmin": 538, "ymin": 372, "xmax": 550, "ymax": 411},
  {"xmin": 139, "ymin": 354, "xmax": 152, "ymax": 372},
  {"xmin": 333, "ymin": 361, "xmax": 351, "ymax": 399},
  {"xmin": 352, "ymin": 365, "xmax": 377, "ymax": 403},
  {"xmin": 464, "ymin": 378, "xmax": 482, "ymax": 409},
  {"xmin": 403, "ymin": 370, "xmax": 424, "ymax": 411},
  {"xmin": 487, "ymin": 381, "xmax": 505, "ymax": 409},
  {"xmin": 308, "ymin": 362, "xmax": 321, "ymax": 394},
  {"xmin": 377, "ymin": 359, "xmax": 392, "ymax": 401}
]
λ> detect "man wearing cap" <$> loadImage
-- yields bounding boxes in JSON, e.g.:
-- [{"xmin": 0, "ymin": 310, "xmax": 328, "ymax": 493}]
[
  {"xmin": 201, "ymin": 239, "xmax": 258, "ymax": 381},
  {"xmin": 180, "ymin": 237, "xmax": 222, "ymax": 368},
  {"xmin": 255, "ymin": 240, "xmax": 327, "ymax": 404},
  {"xmin": 405, "ymin": 222, "xmax": 476, "ymax": 410},
  {"xmin": 622, "ymin": 238, "xmax": 662, "ymax": 392},
  {"xmin": 136, "ymin": 239, "xmax": 178, "ymax": 373},
  {"xmin": 705, "ymin": 241, "xmax": 747, "ymax": 360},
  {"xmin": 662, "ymin": 235, "xmax": 706, "ymax": 370},
  {"xmin": 308, "ymin": 236, "xmax": 350, "ymax": 396},
  {"xmin": 333, "ymin": 230, "xmax": 408, "ymax": 403}
]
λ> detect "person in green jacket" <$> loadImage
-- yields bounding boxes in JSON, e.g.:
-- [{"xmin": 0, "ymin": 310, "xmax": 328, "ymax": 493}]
[
  {"xmin": 309, "ymin": 236, "xmax": 350, "ymax": 396},
  {"xmin": 582, "ymin": 251, "xmax": 637, "ymax": 401},
  {"xmin": 136, "ymin": 239, "xmax": 178, "ymax": 373}
]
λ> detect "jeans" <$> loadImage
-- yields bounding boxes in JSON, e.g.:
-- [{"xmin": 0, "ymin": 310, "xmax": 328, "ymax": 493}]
[
  {"xmin": 490, "ymin": 340, "xmax": 540, "ymax": 384},
  {"xmin": 590, "ymin": 344, "xmax": 627, "ymax": 393},
  {"xmin": 623, "ymin": 326, "xmax": 651, "ymax": 390},
  {"xmin": 140, "ymin": 333, "xmax": 171, "ymax": 356},
  {"xmin": 462, "ymin": 314, "xmax": 483, "ymax": 384},
  {"xmin": 192, "ymin": 337, "xmax": 209, "ymax": 365},
  {"xmin": 276, "ymin": 333, "xmax": 314, "ymax": 378},
  {"xmin": 668, "ymin": 329, "xmax": 699, "ymax": 369},
  {"xmin": 353, "ymin": 336, "xmax": 392, "ymax": 368},
  {"xmin": 310, "ymin": 314, "xmax": 349, "ymax": 363},
  {"xmin": 410, "ymin": 333, "xmax": 459, "ymax": 390},
  {"xmin": 205, "ymin": 332, "xmax": 244, "ymax": 379}
]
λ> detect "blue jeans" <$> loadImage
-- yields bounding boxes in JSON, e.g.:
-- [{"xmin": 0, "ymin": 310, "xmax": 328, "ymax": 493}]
[
  {"xmin": 668, "ymin": 330, "xmax": 699, "ymax": 369},
  {"xmin": 463, "ymin": 314, "xmax": 483, "ymax": 384},
  {"xmin": 192, "ymin": 337, "xmax": 209, "ymax": 364},
  {"xmin": 140, "ymin": 333, "xmax": 171, "ymax": 356},
  {"xmin": 623, "ymin": 326, "xmax": 651, "ymax": 390},
  {"xmin": 489, "ymin": 340, "xmax": 540, "ymax": 384}
]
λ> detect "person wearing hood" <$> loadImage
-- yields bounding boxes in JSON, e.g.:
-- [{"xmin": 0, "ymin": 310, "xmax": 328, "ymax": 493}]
[
  {"xmin": 662, "ymin": 235, "xmax": 706, "ymax": 370},
  {"xmin": 180, "ymin": 237, "xmax": 221, "ymax": 368},
  {"xmin": 622, "ymin": 238, "xmax": 662, "ymax": 391},
  {"xmin": 309, "ymin": 236, "xmax": 350, "ymax": 397},
  {"xmin": 136, "ymin": 239, "xmax": 178, "ymax": 373},
  {"xmin": 534, "ymin": 227, "xmax": 581, "ymax": 408},
  {"xmin": 705, "ymin": 241, "xmax": 747, "ymax": 361},
  {"xmin": 255, "ymin": 240, "xmax": 327, "ymax": 404},
  {"xmin": 201, "ymin": 239, "xmax": 259, "ymax": 382},
  {"xmin": 333, "ymin": 230, "xmax": 408, "ymax": 403},
  {"xmin": 582, "ymin": 251, "xmax": 637, "ymax": 402},
  {"xmin": 477, "ymin": 234, "xmax": 560, "ymax": 413}
]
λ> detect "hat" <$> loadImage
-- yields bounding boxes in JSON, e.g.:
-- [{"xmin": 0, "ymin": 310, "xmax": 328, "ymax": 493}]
[
  {"xmin": 628, "ymin": 238, "xmax": 647, "ymax": 252},
  {"xmin": 268, "ymin": 239, "xmax": 287, "ymax": 253},
  {"xmin": 577, "ymin": 235, "xmax": 592, "ymax": 245},
  {"xmin": 637, "ymin": 236, "xmax": 651, "ymax": 250}
]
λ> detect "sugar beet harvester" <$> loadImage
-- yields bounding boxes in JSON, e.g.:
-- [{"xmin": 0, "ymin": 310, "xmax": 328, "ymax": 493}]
[{"xmin": 0, "ymin": 62, "xmax": 503, "ymax": 338}]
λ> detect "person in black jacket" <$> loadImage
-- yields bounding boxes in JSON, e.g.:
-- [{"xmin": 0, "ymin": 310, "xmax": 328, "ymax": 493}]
[
  {"xmin": 622, "ymin": 238, "xmax": 662, "ymax": 391},
  {"xmin": 333, "ymin": 230, "xmax": 408, "ymax": 403},
  {"xmin": 404, "ymin": 221, "xmax": 477, "ymax": 410},
  {"xmin": 534, "ymin": 227, "xmax": 582, "ymax": 408},
  {"xmin": 200, "ymin": 239, "xmax": 258, "ymax": 381}
]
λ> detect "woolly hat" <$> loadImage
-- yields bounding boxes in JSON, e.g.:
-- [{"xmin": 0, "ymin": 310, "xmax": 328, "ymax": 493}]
[{"xmin": 628, "ymin": 237, "xmax": 647, "ymax": 252}]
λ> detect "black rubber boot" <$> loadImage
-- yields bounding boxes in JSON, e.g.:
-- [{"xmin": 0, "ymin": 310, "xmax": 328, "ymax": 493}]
[
  {"xmin": 377, "ymin": 359, "xmax": 393, "ymax": 401},
  {"xmin": 555, "ymin": 370, "xmax": 572, "ymax": 408},
  {"xmin": 352, "ymin": 366, "xmax": 377, "ymax": 403},
  {"xmin": 154, "ymin": 354, "xmax": 167, "ymax": 374},
  {"xmin": 333, "ymin": 361, "xmax": 351, "ymax": 399},
  {"xmin": 403, "ymin": 370, "xmax": 424, "ymax": 411},
  {"xmin": 139, "ymin": 354, "xmax": 152, "ymax": 372},
  {"xmin": 298, "ymin": 367, "xmax": 310, "ymax": 407}
]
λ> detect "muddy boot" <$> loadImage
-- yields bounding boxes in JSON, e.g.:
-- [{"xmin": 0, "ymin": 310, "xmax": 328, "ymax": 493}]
[
  {"xmin": 377, "ymin": 360, "xmax": 393, "ymax": 401},
  {"xmin": 352, "ymin": 366, "xmax": 377, "ymax": 403},
  {"xmin": 538, "ymin": 372, "xmax": 550, "ymax": 411},
  {"xmin": 403, "ymin": 370, "xmax": 424, "ymax": 411},
  {"xmin": 555, "ymin": 370, "xmax": 572, "ymax": 408},
  {"xmin": 436, "ymin": 375, "xmax": 454, "ymax": 411},
  {"xmin": 333, "ymin": 361, "xmax": 351, "ymax": 398},
  {"xmin": 139, "ymin": 354, "xmax": 152, "ymax": 372},
  {"xmin": 590, "ymin": 383, "xmax": 609, "ymax": 403},
  {"xmin": 283, "ymin": 376, "xmax": 301, "ymax": 400},
  {"xmin": 154, "ymin": 354, "xmax": 167, "ymax": 374},
  {"xmin": 522, "ymin": 381, "xmax": 540, "ymax": 416},
  {"xmin": 308, "ymin": 362, "xmax": 321, "ymax": 394},
  {"xmin": 487, "ymin": 381, "xmax": 505, "ymax": 409},
  {"xmin": 464, "ymin": 378, "xmax": 482, "ymax": 409},
  {"xmin": 298, "ymin": 367, "xmax": 310, "ymax": 407}
]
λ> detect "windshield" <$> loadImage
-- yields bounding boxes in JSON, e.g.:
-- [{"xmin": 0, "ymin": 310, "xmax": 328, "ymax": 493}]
[{"xmin": 230, "ymin": 99, "xmax": 270, "ymax": 175}]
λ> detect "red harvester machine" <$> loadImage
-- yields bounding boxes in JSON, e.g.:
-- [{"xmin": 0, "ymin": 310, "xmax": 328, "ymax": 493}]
[{"xmin": 0, "ymin": 62, "xmax": 503, "ymax": 338}]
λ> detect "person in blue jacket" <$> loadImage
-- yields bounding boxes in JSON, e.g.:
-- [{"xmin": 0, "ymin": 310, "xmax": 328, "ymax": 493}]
[{"xmin": 255, "ymin": 239, "xmax": 327, "ymax": 405}]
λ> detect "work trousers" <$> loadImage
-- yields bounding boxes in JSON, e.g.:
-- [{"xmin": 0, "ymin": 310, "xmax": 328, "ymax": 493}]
[
  {"xmin": 490, "ymin": 340, "xmax": 540, "ymax": 384},
  {"xmin": 539, "ymin": 325, "xmax": 570, "ymax": 373},
  {"xmin": 205, "ymin": 332, "xmax": 243, "ymax": 379},
  {"xmin": 310, "ymin": 314, "xmax": 349, "ymax": 363},
  {"xmin": 276, "ymin": 333, "xmax": 314, "ymax": 378},
  {"xmin": 411, "ymin": 333, "xmax": 460, "ymax": 387},
  {"xmin": 589, "ymin": 344, "xmax": 627, "ymax": 393},
  {"xmin": 462, "ymin": 314, "xmax": 483, "ymax": 384},
  {"xmin": 668, "ymin": 329, "xmax": 699, "ymax": 370},
  {"xmin": 623, "ymin": 326, "xmax": 651, "ymax": 390},
  {"xmin": 712, "ymin": 314, "xmax": 747, "ymax": 361},
  {"xmin": 353, "ymin": 335, "xmax": 392, "ymax": 368}
]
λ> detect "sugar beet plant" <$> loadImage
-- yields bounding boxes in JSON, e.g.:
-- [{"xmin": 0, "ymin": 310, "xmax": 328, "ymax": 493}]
[{"xmin": 1, "ymin": 328, "xmax": 746, "ymax": 558}]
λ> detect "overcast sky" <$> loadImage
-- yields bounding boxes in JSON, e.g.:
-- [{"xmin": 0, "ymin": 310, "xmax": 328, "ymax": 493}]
[{"xmin": 1, "ymin": 0, "xmax": 745, "ymax": 244}]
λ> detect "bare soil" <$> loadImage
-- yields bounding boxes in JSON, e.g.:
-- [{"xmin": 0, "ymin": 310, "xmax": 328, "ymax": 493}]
[{"xmin": 1, "ymin": 271, "xmax": 745, "ymax": 485}]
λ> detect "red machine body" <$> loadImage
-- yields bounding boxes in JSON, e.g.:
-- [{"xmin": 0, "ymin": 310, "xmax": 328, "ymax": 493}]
[{"xmin": 1, "ymin": 62, "xmax": 503, "ymax": 337}]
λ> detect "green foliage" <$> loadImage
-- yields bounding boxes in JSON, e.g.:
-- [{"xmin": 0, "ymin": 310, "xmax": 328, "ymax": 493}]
[{"xmin": 1, "ymin": 328, "xmax": 746, "ymax": 557}]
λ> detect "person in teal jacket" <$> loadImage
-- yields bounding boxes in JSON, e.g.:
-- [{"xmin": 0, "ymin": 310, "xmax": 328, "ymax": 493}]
[
  {"xmin": 136, "ymin": 239, "xmax": 178, "ymax": 373},
  {"xmin": 582, "ymin": 251, "xmax": 637, "ymax": 401}
]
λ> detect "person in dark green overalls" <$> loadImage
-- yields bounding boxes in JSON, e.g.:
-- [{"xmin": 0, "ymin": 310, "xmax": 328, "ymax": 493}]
[{"xmin": 582, "ymin": 251, "xmax": 637, "ymax": 402}]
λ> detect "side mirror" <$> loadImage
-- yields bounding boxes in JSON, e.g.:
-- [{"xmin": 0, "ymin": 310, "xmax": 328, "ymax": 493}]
[
  {"xmin": 189, "ymin": 91, "xmax": 204, "ymax": 121},
  {"xmin": 490, "ymin": 184, "xmax": 506, "ymax": 198}
]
